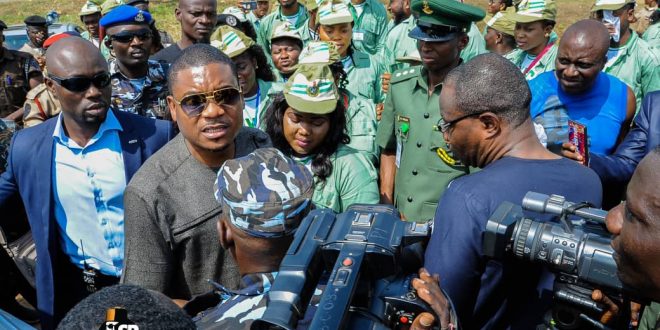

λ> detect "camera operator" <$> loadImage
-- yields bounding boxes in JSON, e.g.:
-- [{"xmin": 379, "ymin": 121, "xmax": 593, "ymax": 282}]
[
  {"xmin": 423, "ymin": 53, "xmax": 603, "ymax": 329},
  {"xmin": 190, "ymin": 147, "xmax": 314, "ymax": 329}
]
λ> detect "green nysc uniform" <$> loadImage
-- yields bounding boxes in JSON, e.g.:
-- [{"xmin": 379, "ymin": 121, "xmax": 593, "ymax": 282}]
[
  {"xmin": 604, "ymin": 31, "xmax": 660, "ymax": 111},
  {"xmin": 461, "ymin": 22, "xmax": 488, "ymax": 62},
  {"xmin": 376, "ymin": 66, "xmax": 470, "ymax": 222},
  {"xmin": 344, "ymin": 49, "xmax": 386, "ymax": 106},
  {"xmin": 346, "ymin": 0, "xmax": 389, "ymax": 56},
  {"xmin": 342, "ymin": 89, "xmax": 379, "ymax": 166},
  {"xmin": 257, "ymin": 4, "xmax": 310, "ymax": 55},
  {"xmin": 251, "ymin": 79, "xmax": 283, "ymax": 129},
  {"xmin": 642, "ymin": 23, "xmax": 660, "ymax": 52},
  {"xmin": 380, "ymin": 16, "xmax": 418, "ymax": 72},
  {"xmin": 305, "ymin": 144, "xmax": 380, "ymax": 213},
  {"xmin": 509, "ymin": 42, "xmax": 558, "ymax": 80}
]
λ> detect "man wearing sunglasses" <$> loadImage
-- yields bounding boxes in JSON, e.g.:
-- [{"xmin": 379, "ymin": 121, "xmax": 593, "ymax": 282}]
[
  {"xmin": 423, "ymin": 53, "xmax": 603, "ymax": 329},
  {"xmin": 100, "ymin": 5, "xmax": 170, "ymax": 119},
  {"xmin": 0, "ymin": 37, "xmax": 174, "ymax": 329},
  {"xmin": 121, "ymin": 44, "xmax": 271, "ymax": 303},
  {"xmin": 151, "ymin": 0, "xmax": 218, "ymax": 64}
]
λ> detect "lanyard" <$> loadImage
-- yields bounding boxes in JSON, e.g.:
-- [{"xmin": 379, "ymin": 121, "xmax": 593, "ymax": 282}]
[
  {"xmin": 349, "ymin": 1, "xmax": 368, "ymax": 27},
  {"xmin": 523, "ymin": 42, "xmax": 554, "ymax": 75},
  {"xmin": 245, "ymin": 86, "xmax": 261, "ymax": 128}
]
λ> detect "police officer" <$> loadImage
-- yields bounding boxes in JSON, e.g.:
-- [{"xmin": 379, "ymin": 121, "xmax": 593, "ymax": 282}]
[
  {"xmin": 19, "ymin": 16, "xmax": 48, "ymax": 70},
  {"xmin": 192, "ymin": 147, "xmax": 314, "ymax": 328},
  {"xmin": 100, "ymin": 5, "xmax": 170, "ymax": 119},
  {"xmin": 0, "ymin": 20, "xmax": 42, "ymax": 121},
  {"xmin": 376, "ymin": 0, "xmax": 484, "ymax": 222}
]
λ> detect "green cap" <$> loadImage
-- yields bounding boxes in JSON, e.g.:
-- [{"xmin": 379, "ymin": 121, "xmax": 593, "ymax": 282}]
[
  {"xmin": 298, "ymin": 41, "xmax": 340, "ymax": 65},
  {"xmin": 284, "ymin": 64, "xmax": 339, "ymax": 114},
  {"xmin": 411, "ymin": 0, "xmax": 485, "ymax": 31},
  {"xmin": 210, "ymin": 25, "xmax": 255, "ymax": 58},
  {"xmin": 101, "ymin": 0, "xmax": 124, "ymax": 15},
  {"xmin": 80, "ymin": 1, "xmax": 102, "ymax": 17},
  {"xmin": 509, "ymin": 0, "xmax": 557, "ymax": 23},
  {"xmin": 591, "ymin": 0, "xmax": 635, "ymax": 12},
  {"xmin": 486, "ymin": 7, "xmax": 516, "ymax": 36},
  {"xmin": 271, "ymin": 21, "xmax": 303, "ymax": 42},
  {"xmin": 317, "ymin": 0, "xmax": 354, "ymax": 25}
]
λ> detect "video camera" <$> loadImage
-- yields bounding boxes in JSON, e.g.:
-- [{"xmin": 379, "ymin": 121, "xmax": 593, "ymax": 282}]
[
  {"xmin": 483, "ymin": 192, "xmax": 644, "ymax": 330},
  {"xmin": 252, "ymin": 204, "xmax": 439, "ymax": 330}
]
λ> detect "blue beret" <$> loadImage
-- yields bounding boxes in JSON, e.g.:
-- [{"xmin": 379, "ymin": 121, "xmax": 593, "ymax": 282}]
[{"xmin": 100, "ymin": 4, "xmax": 152, "ymax": 28}]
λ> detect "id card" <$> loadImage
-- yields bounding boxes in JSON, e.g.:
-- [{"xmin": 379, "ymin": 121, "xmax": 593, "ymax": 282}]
[
  {"xmin": 353, "ymin": 30, "xmax": 365, "ymax": 41},
  {"xmin": 568, "ymin": 120, "xmax": 589, "ymax": 166}
]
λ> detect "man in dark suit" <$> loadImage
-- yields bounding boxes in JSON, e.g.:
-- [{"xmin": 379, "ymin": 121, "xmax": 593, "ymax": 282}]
[{"xmin": 0, "ymin": 37, "xmax": 174, "ymax": 329}]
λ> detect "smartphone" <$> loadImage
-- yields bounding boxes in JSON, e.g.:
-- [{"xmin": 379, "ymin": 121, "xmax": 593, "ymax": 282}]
[
  {"xmin": 568, "ymin": 120, "xmax": 589, "ymax": 166},
  {"xmin": 240, "ymin": 1, "xmax": 258, "ymax": 10}
]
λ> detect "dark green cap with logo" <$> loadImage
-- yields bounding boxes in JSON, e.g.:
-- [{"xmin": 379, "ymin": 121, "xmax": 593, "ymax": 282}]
[{"xmin": 409, "ymin": 0, "xmax": 485, "ymax": 42}]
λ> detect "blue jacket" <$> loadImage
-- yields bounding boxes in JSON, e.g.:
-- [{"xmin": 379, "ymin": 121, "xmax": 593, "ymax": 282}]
[
  {"xmin": 0, "ymin": 110, "xmax": 174, "ymax": 329},
  {"xmin": 590, "ymin": 91, "xmax": 660, "ymax": 185}
]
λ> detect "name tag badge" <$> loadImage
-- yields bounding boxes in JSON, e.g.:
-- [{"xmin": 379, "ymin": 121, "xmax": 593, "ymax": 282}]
[{"xmin": 353, "ymin": 31, "xmax": 365, "ymax": 41}]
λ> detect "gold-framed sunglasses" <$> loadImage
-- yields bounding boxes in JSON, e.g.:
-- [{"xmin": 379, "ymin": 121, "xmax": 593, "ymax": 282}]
[{"xmin": 172, "ymin": 87, "xmax": 243, "ymax": 117}]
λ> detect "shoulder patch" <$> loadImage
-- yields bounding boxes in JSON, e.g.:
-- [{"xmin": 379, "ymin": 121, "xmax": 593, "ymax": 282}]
[{"xmin": 390, "ymin": 67, "xmax": 419, "ymax": 84}]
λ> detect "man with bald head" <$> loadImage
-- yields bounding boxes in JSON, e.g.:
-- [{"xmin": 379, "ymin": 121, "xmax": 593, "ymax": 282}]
[
  {"xmin": 0, "ymin": 37, "xmax": 173, "ymax": 328},
  {"xmin": 529, "ymin": 20, "xmax": 635, "ymax": 160}
]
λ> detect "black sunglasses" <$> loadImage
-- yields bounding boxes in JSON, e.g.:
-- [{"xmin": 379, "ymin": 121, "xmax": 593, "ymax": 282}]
[
  {"xmin": 172, "ymin": 87, "xmax": 243, "ymax": 117},
  {"xmin": 48, "ymin": 72, "xmax": 111, "ymax": 93},
  {"xmin": 110, "ymin": 30, "xmax": 152, "ymax": 43}
]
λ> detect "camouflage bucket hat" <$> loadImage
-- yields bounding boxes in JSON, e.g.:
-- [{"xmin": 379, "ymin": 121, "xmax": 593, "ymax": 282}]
[
  {"xmin": 80, "ymin": 1, "xmax": 102, "ymax": 17},
  {"xmin": 101, "ymin": 0, "xmax": 125, "ymax": 15},
  {"xmin": 510, "ymin": 0, "xmax": 557, "ymax": 23},
  {"xmin": 317, "ymin": 0, "xmax": 354, "ymax": 25},
  {"xmin": 210, "ymin": 25, "xmax": 256, "ymax": 58},
  {"xmin": 284, "ymin": 64, "xmax": 339, "ymax": 114},
  {"xmin": 298, "ymin": 41, "xmax": 341, "ymax": 65},
  {"xmin": 486, "ymin": 7, "xmax": 516, "ymax": 36},
  {"xmin": 215, "ymin": 148, "xmax": 315, "ymax": 238}
]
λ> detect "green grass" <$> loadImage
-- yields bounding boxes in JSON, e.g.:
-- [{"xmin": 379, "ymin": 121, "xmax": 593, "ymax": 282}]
[{"xmin": 0, "ymin": 0, "xmax": 645, "ymax": 41}]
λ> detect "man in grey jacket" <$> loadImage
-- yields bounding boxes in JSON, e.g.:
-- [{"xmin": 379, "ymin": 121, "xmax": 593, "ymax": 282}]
[{"xmin": 121, "ymin": 44, "xmax": 271, "ymax": 301}]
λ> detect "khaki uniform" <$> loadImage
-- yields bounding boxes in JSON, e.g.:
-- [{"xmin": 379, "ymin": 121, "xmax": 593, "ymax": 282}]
[
  {"xmin": 0, "ymin": 49, "xmax": 41, "ymax": 118},
  {"xmin": 376, "ymin": 66, "xmax": 470, "ymax": 222},
  {"xmin": 18, "ymin": 41, "xmax": 45, "ymax": 61},
  {"xmin": 22, "ymin": 83, "xmax": 61, "ymax": 127}
]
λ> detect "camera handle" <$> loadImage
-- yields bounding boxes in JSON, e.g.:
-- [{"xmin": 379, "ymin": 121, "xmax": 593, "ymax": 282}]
[{"xmin": 309, "ymin": 242, "xmax": 367, "ymax": 330}]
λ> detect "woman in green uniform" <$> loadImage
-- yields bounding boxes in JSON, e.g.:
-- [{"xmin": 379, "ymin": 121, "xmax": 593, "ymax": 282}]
[
  {"xmin": 270, "ymin": 21, "xmax": 304, "ymax": 82},
  {"xmin": 211, "ymin": 26, "xmax": 282, "ymax": 129},
  {"xmin": 316, "ymin": 0, "xmax": 386, "ymax": 106},
  {"xmin": 263, "ymin": 64, "xmax": 379, "ymax": 212},
  {"xmin": 298, "ymin": 41, "xmax": 379, "ymax": 166},
  {"xmin": 509, "ymin": 0, "xmax": 558, "ymax": 80}
]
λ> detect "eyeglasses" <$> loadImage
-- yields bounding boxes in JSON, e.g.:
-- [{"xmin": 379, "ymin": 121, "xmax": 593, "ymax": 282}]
[
  {"xmin": 47, "ymin": 72, "xmax": 111, "ymax": 93},
  {"xmin": 109, "ymin": 30, "xmax": 152, "ymax": 43},
  {"xmin": 172, "ymin": 87, "xmax": 243, "ymax": 117},
  {"xmin": 438, "ymin": 111, "xmax": 487, "ymax": 133}
]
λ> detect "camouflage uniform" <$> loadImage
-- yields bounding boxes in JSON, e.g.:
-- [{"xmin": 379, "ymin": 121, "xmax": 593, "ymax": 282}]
[
  {"xmin": 22, "ymin": 83, "xmax": 61, "ymax": 127},
  {"xmin": 192, "ymin": 148, "xmax": 314, "ymax": 328},
  {"xmin": 0, "ymin": 119, "xmax": 18, "ymax": 173},
  {"xmin": 108, "ymin": 59, "xmax": 170, "ymax": 119},
  {"xmin": 0, "ymin": 50, "xmax": 41, "ymax": 118}
]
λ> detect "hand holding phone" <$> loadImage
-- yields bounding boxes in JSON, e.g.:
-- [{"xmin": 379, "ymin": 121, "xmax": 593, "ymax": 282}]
[{"xmin": 568, "ymin": 120, "xmax": 589, "ymax": 166}]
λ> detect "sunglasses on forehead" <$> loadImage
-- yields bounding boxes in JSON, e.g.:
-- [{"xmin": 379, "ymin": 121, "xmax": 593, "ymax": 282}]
[
  {"xmin": 47, "ymin": 72, "xmax": 111, "ymax": 93},
  {"xmin": 109, "ymin": 30, "xmax": 152, "ymax": 43},
  {"xmin": 172, "ymin": 87, "xmax": 243, "ymax": 117}
]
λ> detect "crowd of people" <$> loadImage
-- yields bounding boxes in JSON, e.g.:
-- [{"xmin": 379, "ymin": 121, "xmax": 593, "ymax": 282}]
[{"xmin": 0, "ymin": 0, "xmax": 658, "ymax": 328}]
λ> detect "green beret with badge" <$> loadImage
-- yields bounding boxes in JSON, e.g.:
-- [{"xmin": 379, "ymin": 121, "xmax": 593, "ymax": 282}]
[
  {"xmin": 210, "ymin": 25, "xmax": 255, "ymax": 58},
  {"xmin": 408, "ymin": 0, "xmax": 485, "ymax": 41},
  {"xmin": 284, "ymin": 64, "xmax": 339, "ymax": 114}
]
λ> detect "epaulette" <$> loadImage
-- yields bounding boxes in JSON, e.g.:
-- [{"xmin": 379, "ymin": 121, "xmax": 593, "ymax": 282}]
[
  {"xmin": 25, "ymin": 83, "xmax": 48, "ymax": 99},
  {"xmin": 390, "ymin": 66, "xmax": 420, "ymax": 84}
]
